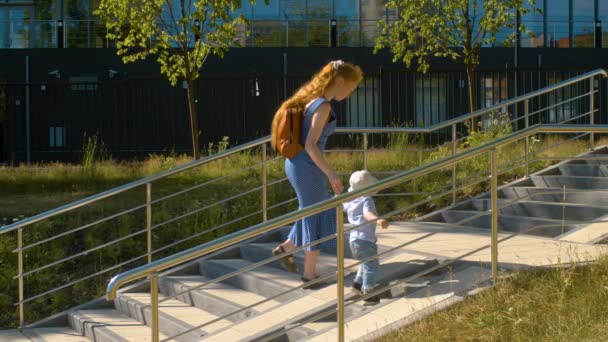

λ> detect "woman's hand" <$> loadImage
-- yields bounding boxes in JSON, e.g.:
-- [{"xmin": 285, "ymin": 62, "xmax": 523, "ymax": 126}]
[
  {"xmin": 328, "ymin": 172, "xmax": 344, "ymax": 195},
  {"xmin": 377, "ymin": 219, "xmax": 389, "ymax": 229}
]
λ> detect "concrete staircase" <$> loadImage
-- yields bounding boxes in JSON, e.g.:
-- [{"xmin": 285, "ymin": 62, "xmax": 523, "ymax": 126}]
[{"xmin": 17, "ymin": 148, "xmax": 608, "ymax": 341}]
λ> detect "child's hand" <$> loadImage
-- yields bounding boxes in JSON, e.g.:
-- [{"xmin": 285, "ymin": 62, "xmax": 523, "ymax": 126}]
[{"xmin": 378, "ymin": 219, "xmax": 389, "ymax": 229}]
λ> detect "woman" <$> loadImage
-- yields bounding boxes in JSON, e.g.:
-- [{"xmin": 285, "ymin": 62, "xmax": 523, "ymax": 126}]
[{"xmin": 271, "ymin": 60, "xmax": 363, "ymax": 287}]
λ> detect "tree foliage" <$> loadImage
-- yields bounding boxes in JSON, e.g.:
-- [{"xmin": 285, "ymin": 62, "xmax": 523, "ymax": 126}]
[
  {"xmin": 95, "ymin": 0, "xmax": 254, "ymax": 158},
  {"xmin": 375, "ymin": 0, "xmax": 539, "ymax": 113}
]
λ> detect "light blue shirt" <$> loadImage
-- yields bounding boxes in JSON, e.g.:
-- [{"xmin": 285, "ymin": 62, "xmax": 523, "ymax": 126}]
[{"xmin": 343, "ymin": 196, "xmax": 378, "ymax": 243}]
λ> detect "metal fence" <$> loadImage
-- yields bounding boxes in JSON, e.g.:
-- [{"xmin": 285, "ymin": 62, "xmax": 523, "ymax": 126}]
[{"xmin": 2, "ymin": 68, "xmax": 606, "ymax": 163}]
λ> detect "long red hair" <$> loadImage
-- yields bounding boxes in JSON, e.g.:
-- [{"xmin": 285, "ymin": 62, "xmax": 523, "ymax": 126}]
[{"xmin": 271, "ymin": 61, "xmax": 363, "ymax": 150}]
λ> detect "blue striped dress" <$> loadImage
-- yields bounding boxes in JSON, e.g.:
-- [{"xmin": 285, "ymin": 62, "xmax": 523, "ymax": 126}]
[{"xmin": 285, "ymin": 97, "xmax": 337, "ymax": 253}]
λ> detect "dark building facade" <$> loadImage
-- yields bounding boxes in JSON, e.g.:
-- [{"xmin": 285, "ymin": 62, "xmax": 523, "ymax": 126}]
[{"xmin": 1, "ymin": 0, "xmax": 608, "ymax": 163}]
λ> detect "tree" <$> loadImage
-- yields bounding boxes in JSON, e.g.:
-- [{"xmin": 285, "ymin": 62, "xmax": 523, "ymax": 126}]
[
  {"xmin": 96, "ymin": 0, "xmax": 254, "ymax": 159},
  {"xmin": 375, "ymin": 0, "xmax": 538, "ymax": 117}
]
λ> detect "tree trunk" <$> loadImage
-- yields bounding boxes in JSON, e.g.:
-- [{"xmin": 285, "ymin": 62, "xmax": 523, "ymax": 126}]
[
  {"xmin": 186, "ymin": 78, "xmax": 201, "ymax": 159},
  {"xmin": 466, "ymin": 64, "xmax": 477, "ymax": 132}
]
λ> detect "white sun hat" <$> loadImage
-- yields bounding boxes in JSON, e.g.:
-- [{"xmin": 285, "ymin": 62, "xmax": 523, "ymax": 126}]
[{"xmin": 348, "ymin": 170, "xmax": 378, "ymax": 192}]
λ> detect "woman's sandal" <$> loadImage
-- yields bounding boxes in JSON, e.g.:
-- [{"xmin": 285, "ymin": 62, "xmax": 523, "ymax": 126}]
[
  {"xmin": 272, "ymin": 245, "xmax": 298, "ymax": 273},
  {"xmin": 301, "ymin": 276, "xmax": 326, "ymax": 290}
]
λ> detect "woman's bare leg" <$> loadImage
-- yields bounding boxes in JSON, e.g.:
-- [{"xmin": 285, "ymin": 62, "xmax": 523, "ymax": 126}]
[
  {"xmin": 303, "ymin": 250, "xmax": 319, "ymax": 280},
  {"xmin": 281, "ymin": 240, "xmax": 296, "ymax": 251}
]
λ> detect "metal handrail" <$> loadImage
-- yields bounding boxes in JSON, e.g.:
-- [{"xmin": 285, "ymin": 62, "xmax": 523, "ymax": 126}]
[
  {"xmin": 0, "ymin": 135, "xmax": 270, "ymax": 234},
  {"xmin": 3, "ymin": 68, "xmax": 604, "ymax": 236},
  {"xmin": 105, "ymin": 124, "xmax": 608, "ymax": 341},
  {"xmin": 5, "ymin": 68, "xmax": 605, "ymax": 330},
  {"xmin": 106, "ymin": 123, "xmax": 608, "ymax": 300},
  {"xmin": 335, "ymin": 68, "xmax": 607, "ymax": 134}
]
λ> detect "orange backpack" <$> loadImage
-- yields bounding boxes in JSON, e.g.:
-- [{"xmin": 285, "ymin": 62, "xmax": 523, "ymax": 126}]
[{"xmin": 275, "ymin": 107, "xmax": 304, "ymax": 159}]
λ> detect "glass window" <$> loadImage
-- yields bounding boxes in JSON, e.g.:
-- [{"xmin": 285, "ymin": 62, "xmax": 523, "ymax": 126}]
[
  {"xmin": 546, "ymin": 0, "xmax": 569, "ymax": 47},
  {"xmin": 360, "ymin": 0, "xmax": 384, "ymax": 20},
  {"xmin": 0, "ymin": 8, "xmax": 25, "ymax": 48},
  {"xmin": 572, "ymin": 0, "xmax": 593, "ymax": 20},
  {"xmin": 480, "ymin": 75, "xmax": 508, "ymax": 109},
  {"xmin": 521, "ymin": 0, "xmax": 543, "ymax": 47},
  {"xmin": 572, "ymin": 0, "xmax": 594, "ymax": 47},
  {"xmin": 251, "ymin": 21, "xmax": 286, "ymax": 47},
  {"xmin": 345, "ymin": 77, "xmax": 381, "ymax": 126},
  {"xmin": 337, "ymin": 19, "xmax": 359, "ymax": 46},
  {"xmin": 546, "ymin": 74, "xmax": 577, "ymax": 123},
  {"xmin": 307, "ymin": 0, "xmax": 332, "ymax": 19},
  {"xmin": 49, "ymin": 127, "xmax": 67, "ymax": 148},
  {"xmin": 599, "ymin": 0, "xmax": 608, "ymax": 47},
  {"xmin": 252, "ymin": 0, "xmax": 280, "ymax": 20},
  {"xmin": 64, "ymin": 0, "xmax": 105, "ymax": 48},
  {"xmin": 415, "ymin": 75, "xmax": 447, "ymax": 127},
  {"xmin": 335, "ymin": 0, "xmax": 358, "ymax": 19},
  {"xmin": 279, "ymin": 0, "xmax": 306, "ymax": 20}
]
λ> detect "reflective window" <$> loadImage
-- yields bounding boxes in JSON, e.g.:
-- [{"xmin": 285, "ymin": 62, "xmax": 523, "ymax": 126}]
[
  {"xmin": 307, "ymin": 0, "xmax": 332, "ymax": 19},
  {"xmin": 0, "ymin": 6, "xmax": 30, "ymax": 48},
  {"xmin": 253, "ymin": 0, "xmax": 281, "ymax": 20},
  {"xmin": 49, "ymin": 127, "xmax": 67, "ymax": 148},
  {"xmin": 335, "ymin": 0, "xmax": 358, "ymax": 19},
  {"xmin": 573, "ymin": 0, "xmax": 594, "ymax": 47},
  {"xmin": 415, "ymin": 75, "xmax": 447, "ymax": 127},
  {"xmin": 479, "ymin": 74, "xmax": 508, "ymax": 109},
  {"xmin": 521, "ymin": 0, "xmax": 543, "ymax": 47},
  {"xmin": 599, "ymin": 0, "xmax": 608, "ymax": 47},
  {"xmin": 345, "ymin": 77, "xmax": 381, "ymax": 126},
  {"xmin": 280, "ymin": 0, "xmax": 306, "ymax": 19},
  {"xmin": 546, "ymin": 74, "xmax": 578, "ymax": 123},
  {"xmin": 546, "ymin": 0, "xmax": 569, "ymax": 47}
]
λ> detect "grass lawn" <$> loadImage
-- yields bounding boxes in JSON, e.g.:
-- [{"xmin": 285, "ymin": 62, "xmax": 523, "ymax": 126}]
[
  {"xmin": 0, "ymin": 132, "xmax": 603, "ymax": 328},
  {"xmin": 378, "ymin": 256, "xmax": 608, "ymax": 341}
]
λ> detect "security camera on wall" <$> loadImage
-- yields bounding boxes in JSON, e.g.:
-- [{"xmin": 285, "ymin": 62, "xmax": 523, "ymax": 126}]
[
  {"xmin": 48, "ymin": 70, "xmax": 61, "ymax": 79},
  {"xmin": 108, "ymin": 69, "xmax": 119, "ymax": 79}
]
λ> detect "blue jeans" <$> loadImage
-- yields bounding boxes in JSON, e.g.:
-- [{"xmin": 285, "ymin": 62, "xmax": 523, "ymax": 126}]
[{"xmin": 350, "ymin": 239, "xmax": 379, "ymax": 292}]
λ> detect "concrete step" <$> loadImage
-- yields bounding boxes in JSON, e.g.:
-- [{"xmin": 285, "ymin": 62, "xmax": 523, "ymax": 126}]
[
  {"xmin": 566, "ymin": 153, "xmax": 608, "ymax": 165},
  {"xmin": 557, "ymin": 214, "xmax": 608, "ymax": 243},
  {"xmin": 240, "ymin": 242, "xmax": 358, "ymax": 276},
  {"xmin": 160, "ymin": 275, "xmax": 337, "ymax": 341},
  {"xmin": 471, "ymin": 199, "xmax": 608, "ymax": 221},
  {"xmin": 21, "ymin": 327, "xmax": 91, "ymax": 342},
  {"xmin": 200, "ymin": 282, "xmax": 364, "ymax": 342},
  {"xmin": 530, "ymin": 175, "xmax": 608, "ymax": 189},
  {"xmin": 557, "ymin": 164, "xmax": 608, "ymax": 177},
  {"xmin": 199, "ymin": 258, "xmax": 309, "ymax": 301},
  {"xmin": 303, "ymin": 264, "xmax": 492, "ymax": 341},
  {"xmin": 498, "ymin": 186, "xmax": 608, "ymax": 206},
  {"xmin": 68, "ymin": 309, "xmax": 175, "ymax": 342},
  {"xmin": 0, "ymin": 329, "xmax": 32, "ymax": 342},
  {"xmin": 114, "ymin": 292, "xmax": 232, "ymax": 341},
  {"xmin": 439, "ymin": 211, "xmax": 580, "ymax": 237},
  {"xmin": 160, "ymin": 275, "xmax": 282, "ymax": 319}
]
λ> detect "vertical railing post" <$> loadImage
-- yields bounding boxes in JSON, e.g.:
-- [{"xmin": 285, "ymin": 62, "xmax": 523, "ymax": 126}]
[
  {"xmin": 17, "ymin": 227, "xmax": 24, "ymax": 328},
  {"xmin": 590, "ymin": 78, "xmax": 595, "ymax": 149},
  {"xmin": 490, "ymin": 148, "xmax": 498, "ymax": 284},
  {"xmin": 524, "ymin": 99, "xmax": 530, "ymax": 176},
  {"xmin": 451, "ymin": 124, "xmax": 457, "ymax": 205},
  {"xmin": 336, "ymin": 206, "xmax": 345, "ymax": 342},
  {"xmin": 363, "ymin": 133, "xmax": 368, "ymax": 171},
  {"xmin": 262, "ymin": 144, "xmax": 268, "ymax": 222},
  {"xmin": 150, "ymin": 273, "xmax": 160, "ymax": 342},
  {"xmin": 561, "ymin": 185, "xmax": 566, "ymax": 235},
  {"xmin": 146, "ymin": 183, "xmax": 152, "ymax": 264},
  {"xmin": 286, "ymin": 20, "xmax": 289, "ymax": 48}
]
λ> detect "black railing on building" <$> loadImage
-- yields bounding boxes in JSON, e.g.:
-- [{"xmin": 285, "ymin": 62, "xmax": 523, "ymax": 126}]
[
  {"xmin": 1, "ymin": 19, "xmax": 608, "ymax": 49},
  {"xmin": 1, "ymin": 68, "xmax": 605, "ymax": 163}
]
